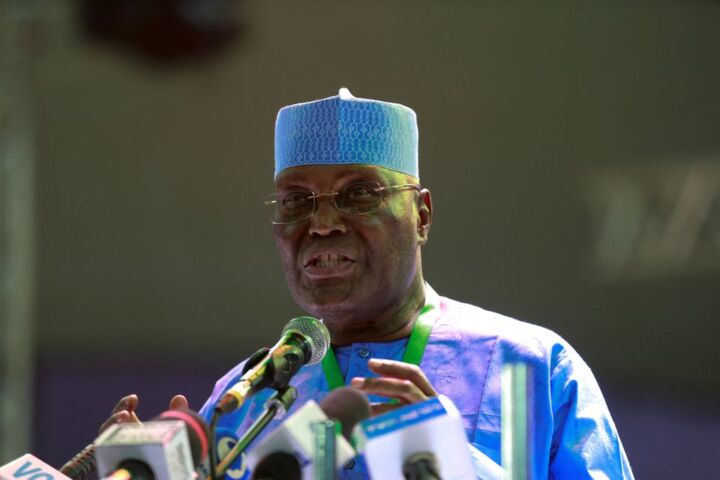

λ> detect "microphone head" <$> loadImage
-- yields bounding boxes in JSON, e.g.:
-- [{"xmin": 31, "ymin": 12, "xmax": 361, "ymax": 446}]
[
  {"xmin": 282, "ymin": 316, "xmax": 330, "ymax": 365},
  {"xmin": 403, "ymin": 452, "xmax": 441, "ymax": 480},
  {"xmin": 157, "ymin": 409, "xmax": 210, "ymax": 468},
  {"xmin": 250, "ymin": 451, "xmax": 301, "ymax": 480},
  {"xmin": 319, "ymin": 387, "xmax": 371, "ymax": 442}
]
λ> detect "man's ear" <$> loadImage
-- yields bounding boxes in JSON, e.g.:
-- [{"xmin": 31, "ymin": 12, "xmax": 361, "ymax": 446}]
[{"xmin": 417, "ymin": 188, "xmax": 433, "ymax": 246}]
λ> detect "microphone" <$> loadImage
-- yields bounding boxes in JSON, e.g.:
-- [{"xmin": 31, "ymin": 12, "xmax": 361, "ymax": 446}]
[
  {"xmin": 318, "ymin": 386, "xmax": 372, "ymax": 443},
  {"xmin": 402, "ymin": 452, "xmax": 441, "ymax": 480},
  {"xmin": 102, "ymin": 460, "xmax": 152, "ymax": 480},
  {"xmin": 60, "ymin": 410, "xmax": 208, "ymax": 480},
  {"xmin": 216, "ymin": 316, "xmax": 331, "ymax": 415},
  {"xmin": 314, "ymin": 387, "xmax": 371, "ymax": 480},
  {"xmin": 355, "ymin": 395, "xmax": 503, "ymax": 480},
  {"xmin": 94, "ymin": 409, "xmax": 210, "ymax": 480},
  {"xmin": 1, "ymin": 454, "xmax": 72, "ymax": 480},
  {"xmin": 247, "ymin": 387, "xmax": 370, "ymax": 479}
]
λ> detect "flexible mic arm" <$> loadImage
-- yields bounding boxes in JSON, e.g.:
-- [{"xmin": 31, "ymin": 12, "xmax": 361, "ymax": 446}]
[{"xmin": 212, "ymin": 386, "xmax": 298, "ymax": 479}]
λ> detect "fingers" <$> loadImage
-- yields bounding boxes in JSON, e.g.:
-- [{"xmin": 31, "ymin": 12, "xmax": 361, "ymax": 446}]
[
  {"xmin": 169, "ymin": 394, "xmax": 189, "ymax": 411},
  {"xmin": 369, "ymin": 402, "xmax": 403, "ymax": 417},
  {"xmin": 99, "ymin": 397, "xmax": 142, "ymax": 434},
  {"xmin": 111, "ymin": 394, "xmax": 139, "ymax": 415},
  {"xmin": 100, "ymin": 393, "xmax": 190, "ymax": 435},
  {"xmin": 366, "ymin": 358, "xmax": 437, "ymax": 397},
  {"xmin": 351, "ymin": 376, "xmax": 427, "ymax": 404},
  {"xmin": 350, "ymin": 359, "xmax": 438, "ymax": 410}
]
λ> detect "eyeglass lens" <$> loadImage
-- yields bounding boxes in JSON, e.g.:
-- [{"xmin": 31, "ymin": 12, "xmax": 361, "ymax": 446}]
[
  {"xmin": 266, "ymin": 182, "xmax": 419, "ymax": 224},
  {"xmin": 268, "ymin": 182, "xmax": 383, "ymax": 224}
]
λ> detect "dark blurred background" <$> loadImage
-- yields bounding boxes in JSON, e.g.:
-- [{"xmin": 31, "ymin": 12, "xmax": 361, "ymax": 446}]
[{"xmin": 1, "ymin": 0, "xmax": 719, "ymax": 478}]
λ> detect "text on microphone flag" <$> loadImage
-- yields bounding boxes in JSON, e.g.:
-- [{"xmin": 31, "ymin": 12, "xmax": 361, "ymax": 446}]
[{"xmin": 0, "ymin": 454, "xmax": 72, "ymax": 480}]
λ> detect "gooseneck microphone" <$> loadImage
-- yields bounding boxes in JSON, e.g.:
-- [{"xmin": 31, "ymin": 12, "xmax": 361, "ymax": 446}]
[{"xmin": 215, "ymin": 316, "xmax": 331, "ymax": 415}]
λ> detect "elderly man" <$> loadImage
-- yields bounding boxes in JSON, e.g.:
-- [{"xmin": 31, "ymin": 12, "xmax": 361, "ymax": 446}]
[{"xmin": 107, "ymin": 89, "xmax": 633, "ymax": 479}]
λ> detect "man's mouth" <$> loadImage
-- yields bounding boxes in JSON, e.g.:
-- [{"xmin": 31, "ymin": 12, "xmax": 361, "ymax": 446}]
[{"xmin": 305, "ymin": 253, "xmax": 355, "ymax": 269}]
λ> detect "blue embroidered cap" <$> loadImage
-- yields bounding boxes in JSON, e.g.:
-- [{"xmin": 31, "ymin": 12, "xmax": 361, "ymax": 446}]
[{"xmin": 274, "ymin": 88, "xmax": 419, "ymax": 179}]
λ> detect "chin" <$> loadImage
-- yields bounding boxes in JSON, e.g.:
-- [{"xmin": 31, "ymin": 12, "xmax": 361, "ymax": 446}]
[
  {"xmin": 293, "ymin": 281, "xmax": 356, "ymax": 308},
  {"xmin": 300, "ymin": 296, "xmax": 353, "ymax": 317}
]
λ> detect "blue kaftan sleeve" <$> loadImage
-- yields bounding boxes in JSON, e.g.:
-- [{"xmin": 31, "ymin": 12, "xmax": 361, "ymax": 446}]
[{"xmin": 547, "ymin": 345, "xmax": 634, "ymax": 479}]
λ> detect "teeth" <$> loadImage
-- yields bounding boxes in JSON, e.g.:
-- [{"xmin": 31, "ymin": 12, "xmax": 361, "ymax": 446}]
[{"xmin": 312, "ymin": 254, "xmax": 350, "ymax": 268}]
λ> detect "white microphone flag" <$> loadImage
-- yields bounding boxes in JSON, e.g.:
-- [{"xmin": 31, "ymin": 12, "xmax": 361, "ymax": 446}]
[
  {"xmin": 354, "ymin": 395, "xmax": 496, "ymax": 480},
  {"xmin": 0, "ymin": 453, "xmax": 72, "ymax": 480}
]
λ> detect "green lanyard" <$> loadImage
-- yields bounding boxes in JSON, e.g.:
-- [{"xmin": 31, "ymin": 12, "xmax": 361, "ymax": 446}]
[{"xmin": 321, "ymin": 303, "xmax": 437, "ymax": 391}]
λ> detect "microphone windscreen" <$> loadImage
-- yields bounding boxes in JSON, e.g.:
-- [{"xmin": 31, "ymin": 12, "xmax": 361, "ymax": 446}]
[
  {"xmin": 282, "ymin": 316, "xmax": 330, "ymax": 364},
  {"xmin": 319, "ymin": 387, "xmax": 371, "ymax": 441},
  {"xmin": 250, "ymin": 451, "xmax": 301, "ymax": 480},
  {"xmin": 157, "ymin": 409, "xmax": 209, "ymax": 467}
]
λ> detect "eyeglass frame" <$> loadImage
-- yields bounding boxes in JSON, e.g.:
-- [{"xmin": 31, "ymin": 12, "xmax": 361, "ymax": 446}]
[{"xmin": 264, "ymin": 181, "xmax": 422, "ymax": 225}]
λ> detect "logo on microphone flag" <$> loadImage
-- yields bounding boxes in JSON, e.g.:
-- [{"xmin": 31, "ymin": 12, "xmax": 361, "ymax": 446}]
[
  {"xmin": 361, "ymin": 396, "xmax": 447, "ymax": 439},
  {"xmin": 197, "ymin": 427, "xmax": 249, "ymax": 480}
]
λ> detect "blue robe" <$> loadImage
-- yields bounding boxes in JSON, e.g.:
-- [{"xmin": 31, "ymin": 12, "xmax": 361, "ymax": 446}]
[{"xmin": 200, "ymin": 285, "xmax": 633, "ymax": 479}]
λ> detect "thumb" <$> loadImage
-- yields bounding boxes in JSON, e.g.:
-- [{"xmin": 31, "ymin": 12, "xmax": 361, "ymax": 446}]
[{"xmin": 168, "ymin": 394, "xmax": 189, "ymax": 411}]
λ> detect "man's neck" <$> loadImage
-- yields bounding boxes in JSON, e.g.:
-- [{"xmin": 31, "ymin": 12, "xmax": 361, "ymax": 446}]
[{"xmin": 328, "ymin": 278, "xmax": 426, "ymax": 346}]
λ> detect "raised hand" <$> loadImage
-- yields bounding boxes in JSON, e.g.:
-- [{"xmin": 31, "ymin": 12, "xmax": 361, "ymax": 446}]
[
  {"xmin": 98, "ymin": 393, "xmax": 190, "ymax": 434},
  {"xmin": 350, "ymin": 358, "xmax": 437, "ymax": 416},
  {"xmin": 98, "ymin": 394, "xmax": 141, "ymax": 434}
]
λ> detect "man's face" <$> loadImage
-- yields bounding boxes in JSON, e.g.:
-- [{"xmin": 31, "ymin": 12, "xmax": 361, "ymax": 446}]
[{"xmin": 272, "ymin": 164, "xmax": 431, "ymax": 340}]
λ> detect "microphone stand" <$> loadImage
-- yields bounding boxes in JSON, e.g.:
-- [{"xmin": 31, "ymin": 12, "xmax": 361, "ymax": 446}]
[{"xmin": 213, "ymin": 386, "xmax": 297, "ymax": 479}]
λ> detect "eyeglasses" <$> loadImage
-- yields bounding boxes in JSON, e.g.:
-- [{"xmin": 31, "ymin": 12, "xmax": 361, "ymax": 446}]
[{"xmin": 265, "ymin": 181, "xmax": 421, "ymax": 225}]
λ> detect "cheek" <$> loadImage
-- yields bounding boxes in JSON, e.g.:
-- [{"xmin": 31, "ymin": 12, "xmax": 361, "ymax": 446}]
[
  {"xmin": 273, "ymin": 228, "xmax": 302, "ymax": 269},
  {"xmin": 358, "ymin": 217, "xmax": 417, "ymax": 267},
  {"xmin": 274, "ymin": 223, "xmax": 304, "ymax": 238}
]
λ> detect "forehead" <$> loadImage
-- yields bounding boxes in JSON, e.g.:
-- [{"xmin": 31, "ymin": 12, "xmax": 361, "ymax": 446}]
[{"xmin": 275, "ymin": 164, "xmax": 406, "ymax": 190}]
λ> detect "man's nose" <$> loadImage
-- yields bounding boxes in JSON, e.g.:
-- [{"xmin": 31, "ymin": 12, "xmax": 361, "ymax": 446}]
[{"xmin": 308, "ymin": 196, "xmax": 348, "ymax": 237}]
